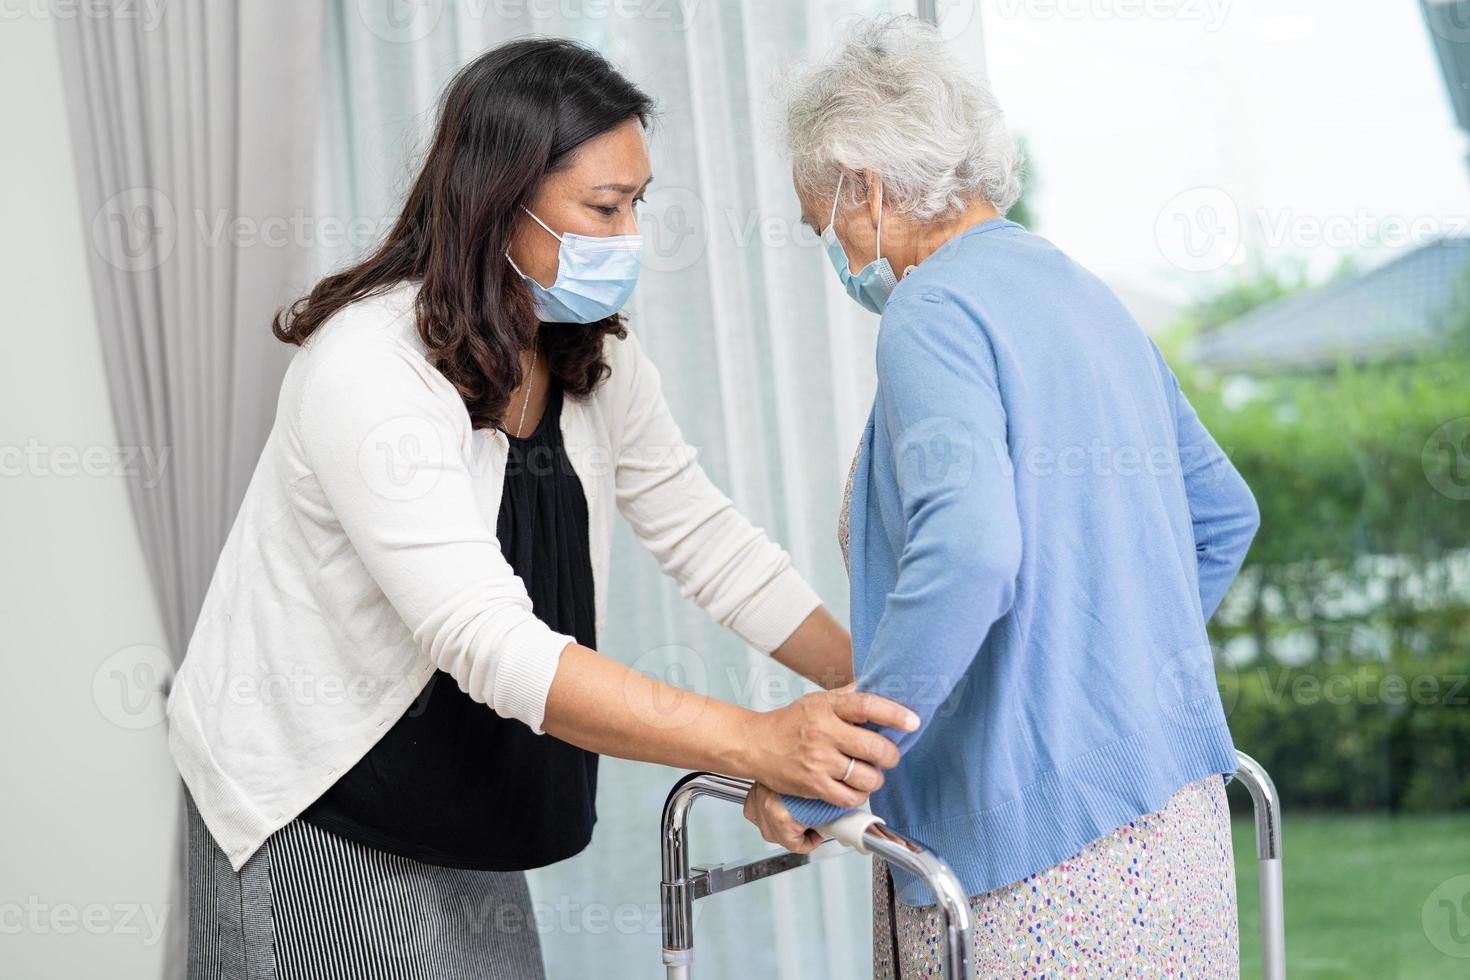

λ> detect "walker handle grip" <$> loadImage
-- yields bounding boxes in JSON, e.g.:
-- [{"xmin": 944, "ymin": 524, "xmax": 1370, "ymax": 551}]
[{"xmin": 816, "ymin": 811, "xmax": 885, "ymax": 853}]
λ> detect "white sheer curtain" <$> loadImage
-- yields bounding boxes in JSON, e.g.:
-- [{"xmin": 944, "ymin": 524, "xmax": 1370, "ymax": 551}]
[{"xmin": 315, "ymin": 2, "xmax": 984, "ymax": 975}]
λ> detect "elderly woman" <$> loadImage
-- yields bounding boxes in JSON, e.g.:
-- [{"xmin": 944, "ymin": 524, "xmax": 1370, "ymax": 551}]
[{"xmin": 742, "ymin": 17, "xmax": 1261, "ymax": 977}]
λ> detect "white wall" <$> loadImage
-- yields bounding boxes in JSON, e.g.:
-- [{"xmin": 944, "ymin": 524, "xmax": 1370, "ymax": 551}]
[{"xmin": 0, "ymin": 13, "xmax": 177, "ymax": 980}]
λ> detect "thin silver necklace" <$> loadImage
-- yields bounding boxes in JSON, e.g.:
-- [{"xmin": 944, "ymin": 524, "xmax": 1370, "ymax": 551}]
[{"xmin": 511, "ymin": 345, "xmax": 539, "ymax": 438}]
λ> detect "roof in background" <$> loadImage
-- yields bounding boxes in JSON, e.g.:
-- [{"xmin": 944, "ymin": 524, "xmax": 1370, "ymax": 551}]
[
  {"xmin": 1423, "ymin": 0, "xmax": 1470, "ymax": 136},
  {"xmin": 1188, "ymin": 238, "xmax": 1470, "ymax": 373}
]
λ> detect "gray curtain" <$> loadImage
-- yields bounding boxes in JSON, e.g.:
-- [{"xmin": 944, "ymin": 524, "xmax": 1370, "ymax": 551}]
[{"xmin": 54, "ymin": 2, "xmax": 323, "ymax": 976}]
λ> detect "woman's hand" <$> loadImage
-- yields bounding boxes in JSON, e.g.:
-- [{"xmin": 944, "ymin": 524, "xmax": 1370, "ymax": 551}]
[
  {"xmin": 741, "ymin": 685, "xmax": 916, "ymax": 808},
  {"xmin": 743, "ymin": 783, "xmax": 823, "ymax": 853}
]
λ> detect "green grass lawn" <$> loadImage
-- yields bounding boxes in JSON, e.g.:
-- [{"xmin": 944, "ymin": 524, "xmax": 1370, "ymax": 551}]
[{"xmin": 1232, "ymin": 809, "xmax": 1470, "ymax": 979}]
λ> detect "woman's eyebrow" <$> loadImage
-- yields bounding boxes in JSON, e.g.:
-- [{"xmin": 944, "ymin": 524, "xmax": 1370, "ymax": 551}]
[{"xmin": 592, "ymin": 175, "xmax": 653, "ymax": 193}]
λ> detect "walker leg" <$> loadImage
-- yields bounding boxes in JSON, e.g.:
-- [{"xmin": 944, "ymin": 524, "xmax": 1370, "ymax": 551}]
[
  {"xmin": 659, "ymin": 772, "xmax": 973, "ymax": 978},
  {"xmin": 661, "ymin": 949, "xmax": 693, "ymax": 980},
  {"xmin": 660, "ymin": 773, "xmax": 752, "ymax": 979},
  {"xmin": 1233, "ymin": 751, "xmax": 1285, "ymax": 980},
  {"xmin": 863, "ymin": 829, "xmax": 974, "ymax": 977},
  {"xmin": 1256, "ymin": 857, "xmax": 1284, "ymax": 980}
]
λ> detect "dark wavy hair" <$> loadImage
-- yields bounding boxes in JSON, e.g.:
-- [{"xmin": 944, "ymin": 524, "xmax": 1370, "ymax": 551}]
[{"xmin": 272, "ymin": 38, "xmax": 655, "ymax": 430}]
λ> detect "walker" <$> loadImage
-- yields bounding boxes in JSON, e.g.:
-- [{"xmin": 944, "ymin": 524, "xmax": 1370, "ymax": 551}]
[{"xmin": 659, "ymin": 750, "xmax": 1284, "ymax": 979}]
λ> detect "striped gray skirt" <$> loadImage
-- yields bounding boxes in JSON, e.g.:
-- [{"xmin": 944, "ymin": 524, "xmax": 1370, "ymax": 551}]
[{"xmin": 185, "ymin": 793, "xmax": 546, "ymax": 979}]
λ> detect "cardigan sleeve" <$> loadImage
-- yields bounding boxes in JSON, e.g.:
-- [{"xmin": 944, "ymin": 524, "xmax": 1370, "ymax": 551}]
[
  {"xmin": 609, "ymin": 331, "xmax": 822, "ymax": 653},
  {"xmin": 1154, "ymin": 348, "xmax": 1260, "ymax": 620},
  {"xmin": 294, "ymin": 338, "xmax": 576, "ymax": 735},
  {"xmin": 783, "ymin": 288, "xmax": 1021, "ymax": 829}
]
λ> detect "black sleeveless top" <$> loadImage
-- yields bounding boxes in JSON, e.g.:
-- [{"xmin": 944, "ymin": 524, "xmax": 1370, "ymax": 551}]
[{"xmin": 300, "ymin": 382, "xmax": 600, "ymax": 870}]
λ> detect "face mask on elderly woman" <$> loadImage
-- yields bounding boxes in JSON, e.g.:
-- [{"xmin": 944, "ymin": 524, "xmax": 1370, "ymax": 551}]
[{"xmin": 822, "ymin": 171, "xmax": 899, "ymax": 314}]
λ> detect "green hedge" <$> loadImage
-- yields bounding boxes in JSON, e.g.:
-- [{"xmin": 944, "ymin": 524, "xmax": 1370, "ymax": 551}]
[
  {"xmin": 1163, "ymin": 308, "xmax": 1470, "ymax": 813},
  {"xmin": 1186, "ymin": 354, "xmax": 1470, "ymax": 568},
  {"xmin": 1221, "ymin": 655, "xmax": 1470, "ymax": 813}
]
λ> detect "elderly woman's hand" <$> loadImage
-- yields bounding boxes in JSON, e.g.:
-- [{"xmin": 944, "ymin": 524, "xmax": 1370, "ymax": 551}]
[{"xmin": 743, "ymin": 783, "xmax": 825, "ymax": 854}]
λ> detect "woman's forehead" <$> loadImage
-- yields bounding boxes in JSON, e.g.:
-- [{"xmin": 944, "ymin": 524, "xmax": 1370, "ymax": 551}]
[{"xmin": 562, "ymin": 119, "xmax": 652, "ymax": 189}]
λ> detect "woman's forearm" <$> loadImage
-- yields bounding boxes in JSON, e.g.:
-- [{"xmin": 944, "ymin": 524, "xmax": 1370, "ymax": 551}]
[
  {"xmin": 539, "ymin": 639, "xmax": 912, "ymax": 807},
  {"xmin": 540, "ymin": 642, "xmax": 757, "ymax": 777},
  {"xmin": 769, "ymin": 606, "xmax": 854, "ymax": 689}
]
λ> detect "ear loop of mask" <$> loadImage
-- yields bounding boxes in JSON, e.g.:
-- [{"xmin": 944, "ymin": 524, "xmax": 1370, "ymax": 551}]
[
  {"xmin": 522, "ymin": 206, "xmax": 563, "ymax": 243},
  {"xmin": 829, "ymin": 172, "xmax": 883, "ymax": 263},
  {"xmin": 505, "ymin": 206, "xmax": 563, "ymax": 282},
  {"xmin": 516, "ymin": 204, "xmax": 641, "ymax": 253},
  {"xmin": 827, "ymin": 173, "xmax": 843, "ymax": 232}
]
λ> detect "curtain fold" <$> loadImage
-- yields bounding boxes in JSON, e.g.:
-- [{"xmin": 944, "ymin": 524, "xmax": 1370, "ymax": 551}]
[{"xmin": 54, "ymin": 3, "xmax": 323, "ymax": 977}]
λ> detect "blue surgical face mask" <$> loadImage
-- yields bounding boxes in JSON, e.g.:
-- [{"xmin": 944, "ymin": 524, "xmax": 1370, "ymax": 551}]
[
  {"xmin": 821, "ymin": 172, "xmax": 898, "ymax": 314},
  {"xmin": 507, "ymin": 207, "xmax": 642, "ymax": 323}
]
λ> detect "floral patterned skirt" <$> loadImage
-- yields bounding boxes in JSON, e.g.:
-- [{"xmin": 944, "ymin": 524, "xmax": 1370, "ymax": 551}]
[{"xmin": 870, "ymin": 774, "xmax": 1240, "ymax": 979}]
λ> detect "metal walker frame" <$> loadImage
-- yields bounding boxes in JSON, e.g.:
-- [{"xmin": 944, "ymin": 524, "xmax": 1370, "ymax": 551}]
[{"xmin": 660, "ymin": 750, "xmax": 1284, "ymax": 979}]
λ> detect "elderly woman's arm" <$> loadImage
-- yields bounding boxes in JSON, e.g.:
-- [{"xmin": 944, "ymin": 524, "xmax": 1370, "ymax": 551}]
[
  {"xmin": 1153, "ymin": 350, "xmax": 1260, "ymax": 620},
  {"xmin": 780, "ymin": 289, "xmax": 1022, "ymax": 830}
]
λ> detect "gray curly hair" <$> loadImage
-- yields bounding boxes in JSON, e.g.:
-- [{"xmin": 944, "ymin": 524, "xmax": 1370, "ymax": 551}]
[{"xmin": 779, "ymin": 15, "xmax": 1023, "ymax": 220}]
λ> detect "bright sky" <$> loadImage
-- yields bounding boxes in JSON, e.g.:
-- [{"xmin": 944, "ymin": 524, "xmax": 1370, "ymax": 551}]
[{"xmin": 970, "ymin": 0, "xmax": 1470, "ymax": 308}]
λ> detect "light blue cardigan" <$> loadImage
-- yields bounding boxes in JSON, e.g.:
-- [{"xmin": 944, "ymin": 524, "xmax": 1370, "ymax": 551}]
[{"xmin": 783, "ymin": 220, "xmax": 1259, "ymax": 906}]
